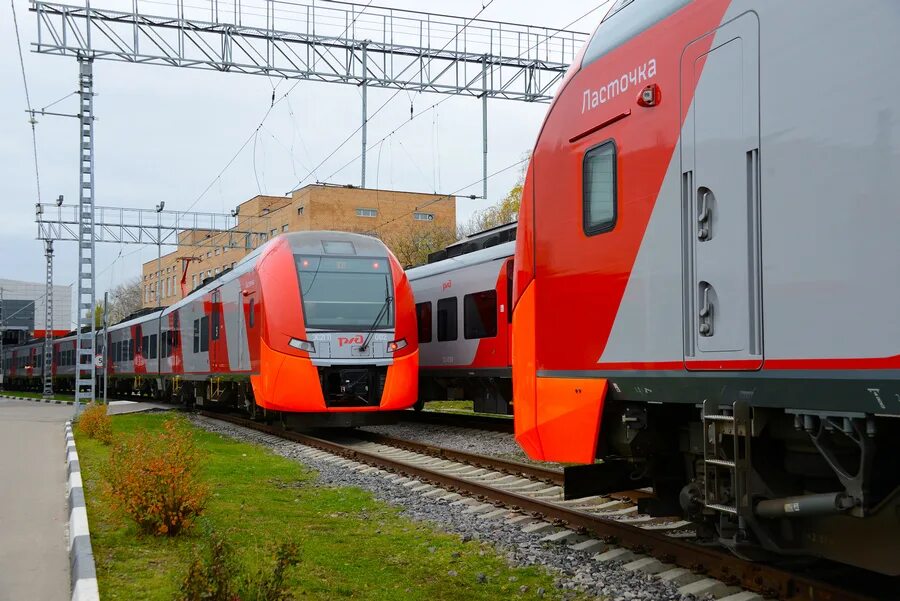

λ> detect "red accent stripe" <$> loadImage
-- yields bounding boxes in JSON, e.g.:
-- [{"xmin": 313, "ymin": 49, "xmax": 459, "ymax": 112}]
[{"xmin": 596, "ymin": 355, "xmax": 900, "ymax": 372}]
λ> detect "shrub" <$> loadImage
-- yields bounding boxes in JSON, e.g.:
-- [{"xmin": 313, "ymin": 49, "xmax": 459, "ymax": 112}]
[
  {"xmin": 180, "ymin": 530, "xmax": 237, "ymax": 601},
  {"xmin": 104, "ymin": 418, "xmax": 209, "ymax": 536},
  {"xmin": 180, "ymin": 530, "xmax": 301, "ymax": 601},
  {"xmin": 240, "ymin": 541, "xmax": 302, "ymax": 601},
  {"xmin": 76, "ymin": 403, "xmax": 113, "ymax": 444}
]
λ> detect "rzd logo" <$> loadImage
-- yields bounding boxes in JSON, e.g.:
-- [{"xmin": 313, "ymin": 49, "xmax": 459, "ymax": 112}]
[{"xmin": 338, "ymin": 335, "xmax": 364, "ymax": 347}]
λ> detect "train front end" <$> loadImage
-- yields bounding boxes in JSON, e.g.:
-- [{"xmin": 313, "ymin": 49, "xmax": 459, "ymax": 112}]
[{"xmin": 253, "ymin": 232, "xmax": 418, "ymax": 426}]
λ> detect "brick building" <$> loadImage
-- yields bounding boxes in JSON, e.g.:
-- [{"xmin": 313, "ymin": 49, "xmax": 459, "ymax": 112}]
[{"xmin": 140, "ymin": 184, "xmax": 456, "ymax": 308}]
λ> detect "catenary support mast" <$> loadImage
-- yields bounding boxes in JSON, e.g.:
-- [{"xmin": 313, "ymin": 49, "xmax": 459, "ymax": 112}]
[{"xmin": 75, "ymin": 56, "xmax": 95, "ymax": 414}]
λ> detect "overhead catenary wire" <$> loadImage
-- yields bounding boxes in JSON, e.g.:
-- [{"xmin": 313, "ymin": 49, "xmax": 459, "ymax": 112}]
[
  {"xmin": 373, "ymin": 156, "xmax": 529, "ymax": 235},
  {"xmin": 181, "ymin": 0, "xmax": 376, "ymax": 227},
  {"xmin": 286, "ymin": 0, "xmax": 498, "ymax": 193},
  {"xmin": 10, "ymin": 0, "xmax": 42, "ymax": 204},
  {"xmin": 310, "ymin": 0, "xmax": 613, "ymax": 191}
]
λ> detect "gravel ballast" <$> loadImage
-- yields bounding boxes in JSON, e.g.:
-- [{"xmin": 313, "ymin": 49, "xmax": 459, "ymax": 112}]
[
  {"xmin": 191, "ymin": 415, "xmax": 690, "ymax": 601},
  {"xmin": 361, "ymin": 421, "xmax": 564, "ymax": 469}
]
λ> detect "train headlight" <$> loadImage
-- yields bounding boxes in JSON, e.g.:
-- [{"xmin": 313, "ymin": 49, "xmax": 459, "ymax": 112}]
[
  {"xmin": 387, "ymin": 339, "xmax": 407, "ymax": 353},
  {"xmin": 289, "ymin": 338, "xmax": 316, "ymax": 353}
]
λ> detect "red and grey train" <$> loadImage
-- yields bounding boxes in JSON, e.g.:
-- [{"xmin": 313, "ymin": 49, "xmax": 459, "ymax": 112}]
[
  {"xmin": 512, "ymin": 0, "xmax": 900, "ymax": 574},
  {"xmin": 407, "ymin": 223, "xmax": 515, "ymax": 414},
  {"xmin": 3, "ymin": 232, "xmax": 419, "ymax": 426}
]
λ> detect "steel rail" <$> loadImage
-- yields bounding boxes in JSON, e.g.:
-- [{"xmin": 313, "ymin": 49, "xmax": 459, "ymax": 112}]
[
  {"xmin": 349, "ymin": 429, "xmax": 563, "ymax": 485},
  {"xmin": 201, "ymin": 411, "xmax": 873, "ymax": 601}
]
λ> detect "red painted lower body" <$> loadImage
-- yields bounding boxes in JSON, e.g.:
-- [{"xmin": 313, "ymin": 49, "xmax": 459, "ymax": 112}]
[{"xmin": 252, "ymin": 338, "xmax": 418, "ymax": 413}]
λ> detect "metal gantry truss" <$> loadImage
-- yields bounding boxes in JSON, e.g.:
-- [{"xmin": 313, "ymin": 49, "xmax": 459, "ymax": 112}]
[
  {"xmin": 31, "ymin": 0, "xmax": 585, "ymax": 101},
  {"xmin": 36, "ymin": 203, "xmax": 274, "ymax": 249},
  {"xmin": 30, "ymin": 0, "xmax": 587, "ymax": 187}
]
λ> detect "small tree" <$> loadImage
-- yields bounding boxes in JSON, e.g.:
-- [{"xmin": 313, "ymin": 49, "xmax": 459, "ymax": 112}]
[
  {"xmin": 104, "ymin": 278, "xmax": 144, "ymax": 325},
  {"xmin": 459, "ymin": 157, "xmax": 526, "ymax": 236},
  {"xmin": 383, "ymin": 224, "xmax": 458, "ymax": 268}
]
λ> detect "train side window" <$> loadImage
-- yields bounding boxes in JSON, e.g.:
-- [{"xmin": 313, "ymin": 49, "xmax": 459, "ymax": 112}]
[
  {"xmin": 149, "ymin": 334, "xmax": 157, "ymax": 359},
  {"xmin": 583, "ymin": 141, "xmax": 617, "ymax": 236},
  {"xmin": 142, "ymin": 335, "xmax": 149, "ymax": 356},
  {"xmin": 193, "ymin": 319, "xmax": 200, "ymax": 353},
  {"xmin": 437, "ymin": 297, "xmax": 458, "ymax": 342},
  {"xmin": 416, "ymin": 302, "xmax": 432, "ymax": 343},
  {"xmin": 464, "ymin": 290, "xmax": 498, "ymax": 340},
  {"xmin": 129, "ymin": 339, "xmax": 135, "ymax": 360},
  {"xmin": 248, "ymin": 299, "xmax": 255, "ymax": 328},
  {"xmin": 200, "ymin": 316, "xmax": 209, "ymax": 352}
]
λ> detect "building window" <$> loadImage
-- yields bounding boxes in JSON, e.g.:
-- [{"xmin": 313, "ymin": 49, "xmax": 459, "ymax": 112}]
[
  {"xmin": 414, "ymin": 212, "xmax": 435, "ymax": 221},
  {"xmin": 207, "ymin": 270, "xmax": 212, "ymax": 278},
  {"xmin": 215, "ymin": 267, "xmax": 220, "ymax": 275},
  {"xmin": 297, "ymin": 206, "xmax": 304, "ymax": 215},
  {"xmin": 437, "ymin": 297, "xmax": 458, "ymax": 342},
  {"xmin": 206, "ymin": 251, "xmax": 212, "ymax": 258},
  {"xmin": 260, "ymin": 233, "xmax": 268, "ymax": 243},
  {"xmin": 223, "ymin": 245, "xmax": 229, "ymax": 253},
  {"xmin": 356, "ymin": 208, "xmax": 378, "ymax": 218},
  {"xmin": 214, "ymin": 248, "xmax": 220, "ymax": 256},
  {"xmin": 245, "ymin": 234, "xmax": 251, "ymax": 250},
  {"xmin": 282, "ymin": 224, "xmax": 289, "ymax": 232},
  {"xmin": 464, "ymin": 290, "xmax": 498, "ymax": 339},
  {"xmin": 192, "ymin": 274, "xmax": 197, "ymax": 288},
  {"xmin": 583, "ymin": 141, "xmax": 617, "ymax": 235},
  {"xmin": 231, "ymin": 262, "xmax": 235, "ymax": 269},
  {"xmin": 270, "ymin": 228, "xmax": 277, "ymax": 237},
  {"xmin": 416, "ymin": 302, "xmax": 432, "ymax": 344}
]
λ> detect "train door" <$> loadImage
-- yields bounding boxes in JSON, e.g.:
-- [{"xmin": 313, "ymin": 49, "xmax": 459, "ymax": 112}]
[
  {"xmin": 681, "ymin": 13, "xmax": 762, "ymax": 370},
  {"xmin": 209, "ymin": 288, "xmax": 229, "ymax": 372}
]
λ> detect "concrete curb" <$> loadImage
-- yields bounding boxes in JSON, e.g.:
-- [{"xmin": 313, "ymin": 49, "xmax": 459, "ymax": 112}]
[
  {"xmin": 0, "ymin": 393, "xmax": 79, "ymax": 405},
  {"xmin": 65, "ymin": 422, "xmax": 100, "ymax": 601}
]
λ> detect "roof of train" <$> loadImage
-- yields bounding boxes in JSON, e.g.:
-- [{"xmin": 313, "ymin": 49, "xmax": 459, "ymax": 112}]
[{"xmin": 407, "ymin": 240, "xmax": 515, "ymax": 281}]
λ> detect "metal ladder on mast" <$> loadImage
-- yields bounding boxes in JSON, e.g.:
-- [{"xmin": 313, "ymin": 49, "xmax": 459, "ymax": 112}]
[
  {"xmin": 42, "ymin": 240, "xmax": 54, "ymax": 399},
  {"xmin": 702, "ymin": 399, "xmax": 753, "ymax": 520},
  {"xmin": 75, "ymin": 56, "xmax": 96, "ymax": 412}
]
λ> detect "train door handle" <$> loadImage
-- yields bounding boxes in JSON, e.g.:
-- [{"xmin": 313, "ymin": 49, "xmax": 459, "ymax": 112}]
[
  {"xmin": 697, "ymin": 188, "xmax": 713, "ymax": 241},
  {"xmin": 699, "ymin": 282, "xmax": 714, "ymax": 337}
]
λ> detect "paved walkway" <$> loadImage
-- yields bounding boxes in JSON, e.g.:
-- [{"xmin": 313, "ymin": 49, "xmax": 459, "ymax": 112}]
[{"xmin": 0, "ymin": 398, "xmax": 71, "ymax": 601}]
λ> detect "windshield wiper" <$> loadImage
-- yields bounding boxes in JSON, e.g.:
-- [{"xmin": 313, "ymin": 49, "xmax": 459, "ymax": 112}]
[{"xmin": 359, "ymin": 296, "xmax": 392, "ymax": 352}]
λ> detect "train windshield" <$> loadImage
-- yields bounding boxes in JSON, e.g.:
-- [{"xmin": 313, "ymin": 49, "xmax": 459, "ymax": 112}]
[{"xmin": 296, "ymin": 256, "xmax": 393, "ymax": 330}]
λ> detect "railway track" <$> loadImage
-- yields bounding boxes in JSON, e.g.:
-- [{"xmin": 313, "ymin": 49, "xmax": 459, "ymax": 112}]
[{"xmin": 200, "ymin": 411, "xmax": 875, "ymax": 601}]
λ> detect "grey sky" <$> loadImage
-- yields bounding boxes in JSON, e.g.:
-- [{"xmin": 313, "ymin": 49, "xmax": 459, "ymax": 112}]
[{"xmin": 1, "ymin": 0, "xmax": 603, "ymax": 329}]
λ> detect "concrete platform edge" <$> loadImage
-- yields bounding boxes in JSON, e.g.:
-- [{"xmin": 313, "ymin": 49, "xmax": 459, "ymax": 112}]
[{"xmin": 66, "ymin": 421, "xmax": 100, "ymax": 601}]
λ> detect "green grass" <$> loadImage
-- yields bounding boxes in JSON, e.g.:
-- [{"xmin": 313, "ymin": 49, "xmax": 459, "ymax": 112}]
[
  {"xmin": 423, "ymin": 400, "xmax": 513, "ymax": 419},
  {"xmin": 77, "ymin": 413, "xmax": 573, "ymax": 600},
  {"xmin": 1, "ymin": 390, "xmax": 84, "ymax": 403}
]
